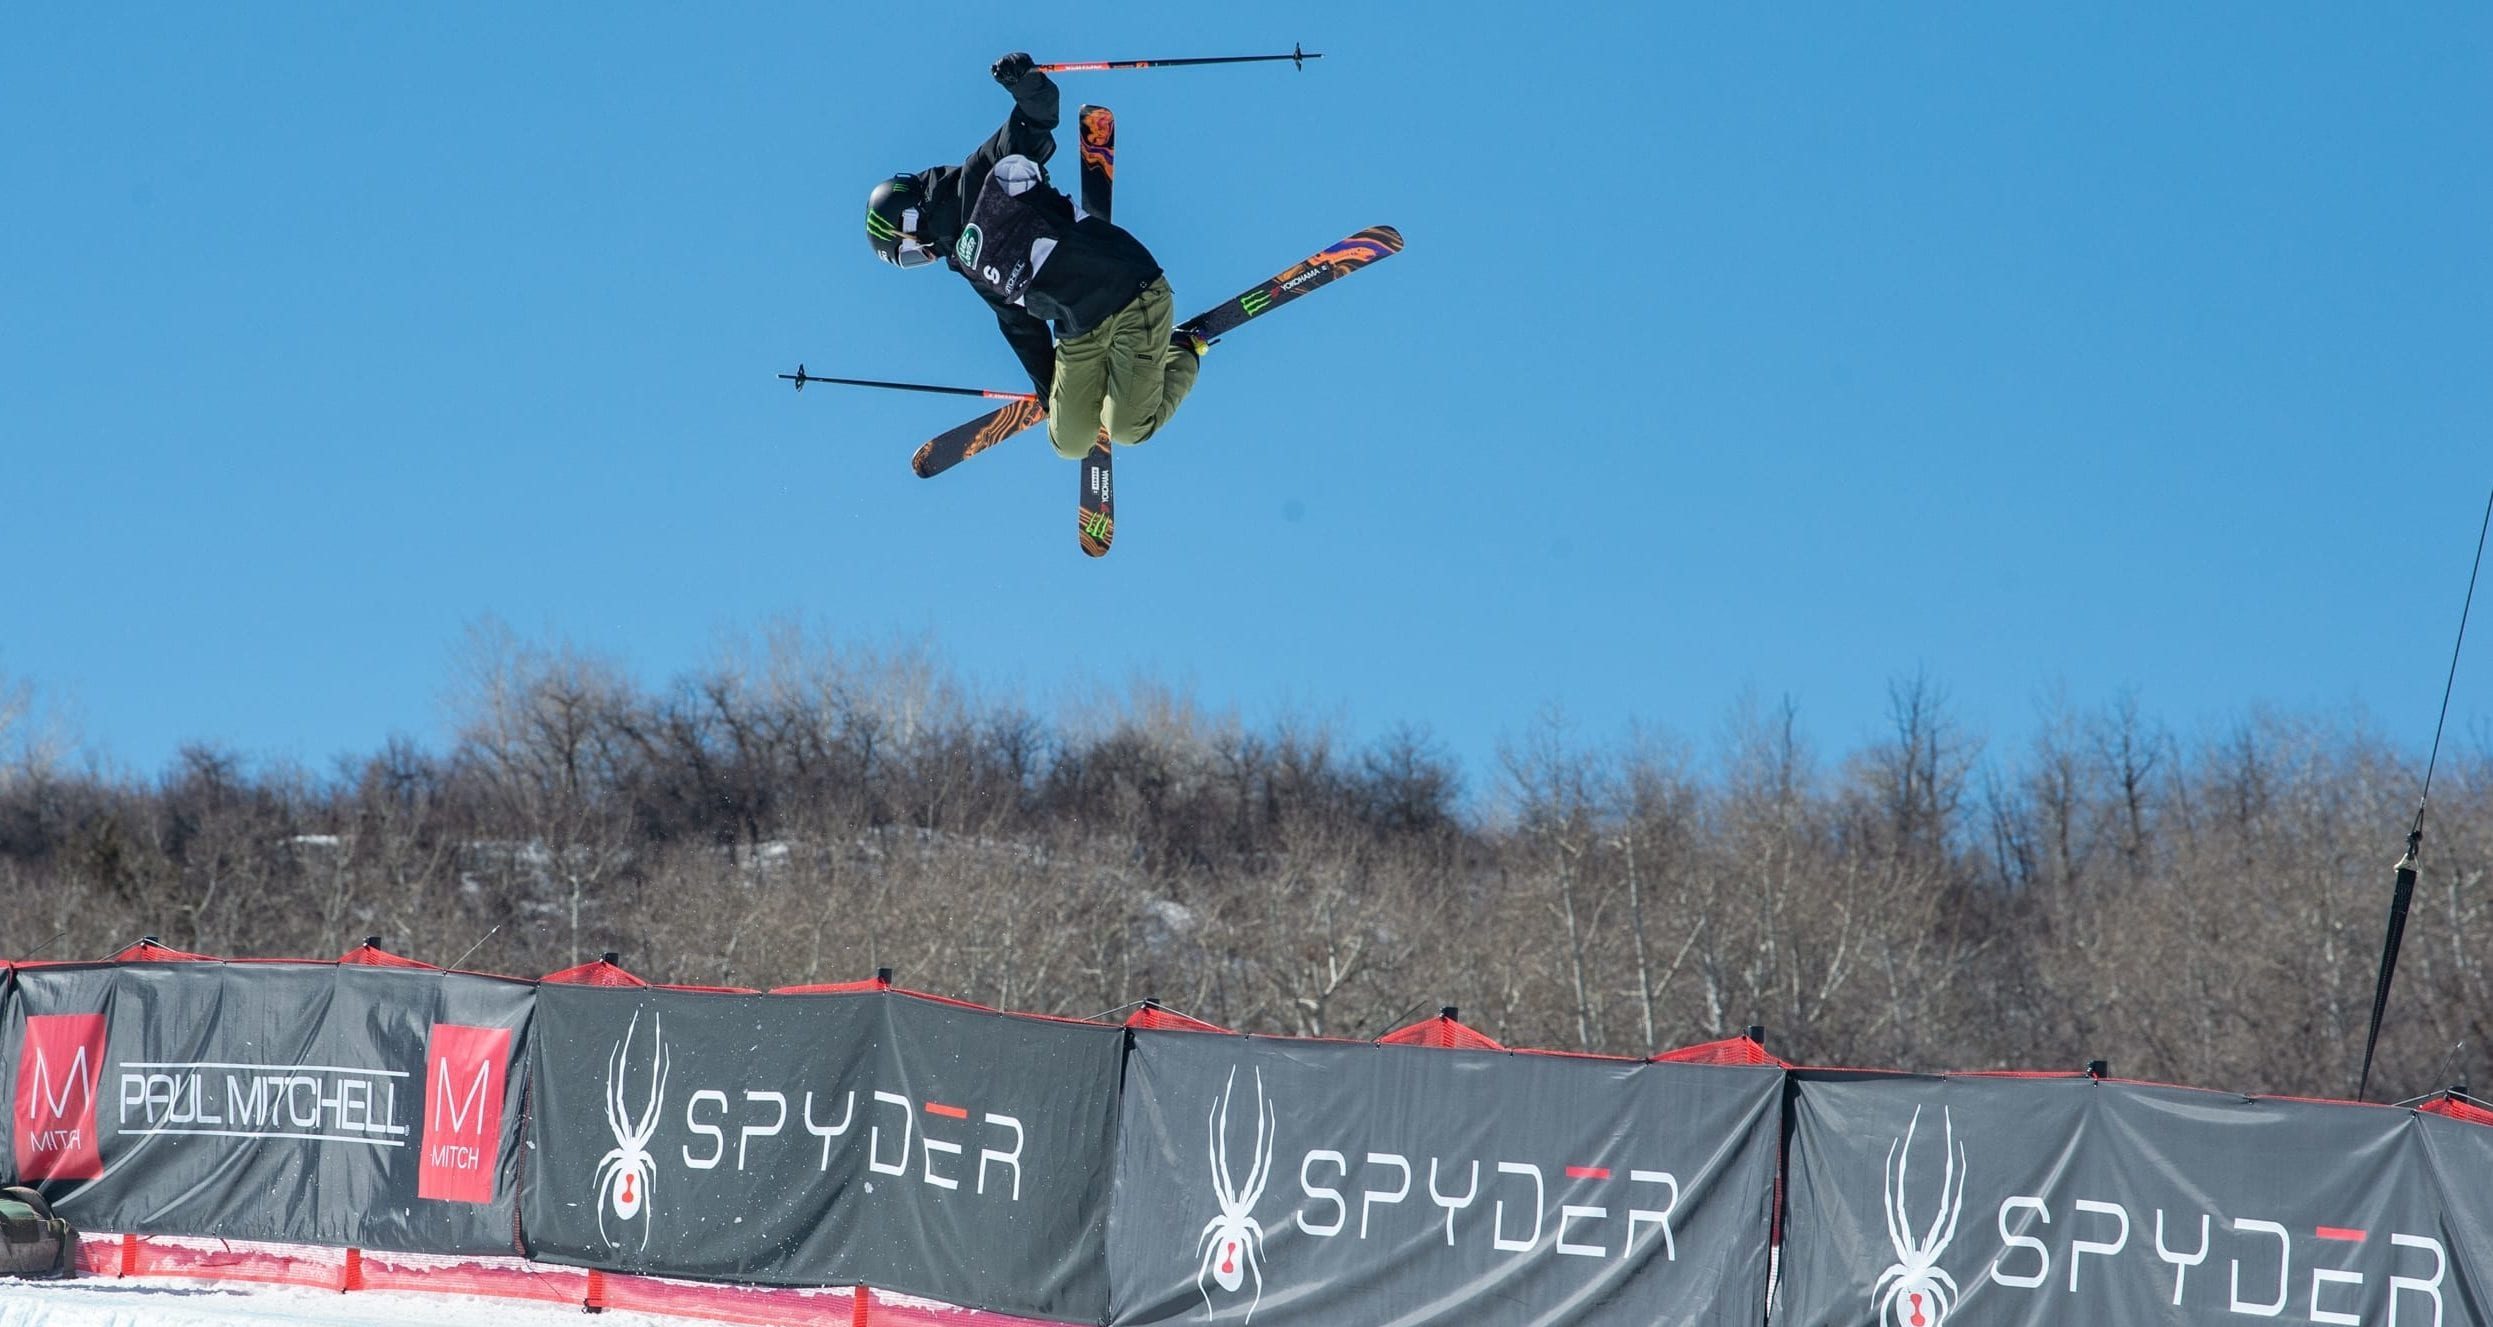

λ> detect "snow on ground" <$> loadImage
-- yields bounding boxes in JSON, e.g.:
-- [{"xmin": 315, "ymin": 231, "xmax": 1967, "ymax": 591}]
[{"xmin": 0, "ymin": 1277, "xmax": 691, "ymax": 1327}]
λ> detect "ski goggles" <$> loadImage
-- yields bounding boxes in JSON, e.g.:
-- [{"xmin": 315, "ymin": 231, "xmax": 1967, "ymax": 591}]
[{"xmin": 880, "ymin": 205, "xmax": 939, "ymax": 268}]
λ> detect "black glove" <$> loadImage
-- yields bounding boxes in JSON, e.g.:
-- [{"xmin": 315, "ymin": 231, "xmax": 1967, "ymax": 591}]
[{"xmin": 991, "ymin": 51, "xmax": 1035, "ymax": 86}]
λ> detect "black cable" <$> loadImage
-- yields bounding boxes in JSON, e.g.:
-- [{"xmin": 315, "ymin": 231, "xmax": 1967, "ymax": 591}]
[
  {"xmin": 2357, "ymin": 485, "xmax": 2493, "ymax": 1101},
  {"xmin": 2415, "ymin": 487, "xmax": 2493, "ymax": 833}
]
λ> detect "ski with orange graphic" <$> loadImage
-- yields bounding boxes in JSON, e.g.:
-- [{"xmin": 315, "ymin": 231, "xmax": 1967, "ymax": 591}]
[
  {"xmin": 908, "ymin": 224, "xmax": 1404, "ymax": 482},
  {"xmin": 1076, "ymin": 104, "xmax": 1118, "ymax": 556}
]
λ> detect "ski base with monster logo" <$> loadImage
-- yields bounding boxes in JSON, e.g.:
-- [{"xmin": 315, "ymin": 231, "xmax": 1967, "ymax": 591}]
[
  {"xmin": 908, "ymin": 223, "xmax": 1407, "ymax": 482},
  {"xmin": 1076, "ymin": 103, "xmax": 1117, "ymax": 556}
]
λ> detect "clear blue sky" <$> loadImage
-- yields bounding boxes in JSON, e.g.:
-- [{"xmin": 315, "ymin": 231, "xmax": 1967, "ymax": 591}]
[{"xmin": 6, "ymin": 4, "xmax": 2489, "ymax": 793}]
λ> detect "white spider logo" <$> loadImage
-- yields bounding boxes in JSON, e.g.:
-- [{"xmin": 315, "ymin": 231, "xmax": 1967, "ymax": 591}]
[
  {"xmin": 593, "ymin": 1010, "xmax": 668, "ymax": 1250},
  {"xmin": 1195, "ymin": 1067, "xmax": 1275, "ymax": 1323},
  {"xmin": 1873, "ymin": 1106, "xmax": 1966, "ymax": 1327}
]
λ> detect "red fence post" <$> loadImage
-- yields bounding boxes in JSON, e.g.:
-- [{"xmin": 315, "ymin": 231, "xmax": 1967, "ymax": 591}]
[
  {"xmin": 852, "ymin": 1283, "xmax": 871, "ymax": 1327},
  {"xmin": 341, "ymin": 1246, "xmax": 364, "ymax": 1292},
  {"xmin": 119, "ymin": 1232, "xmax": 138, "ymax": 1277},
  {"xmin": 584, "ymin": 1268, "xmax": 607, "ymax": 1314}
]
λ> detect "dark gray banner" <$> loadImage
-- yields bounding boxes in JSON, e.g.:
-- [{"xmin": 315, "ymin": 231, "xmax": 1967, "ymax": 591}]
[
  {"xmin": 520, "ymin": 985, "xmax": 1123, "ymax": 1323},
  {"xmin": 3, "ymin": 960, "xmax": 532, "ymax": 1254},
  {"xmin": 1779, "ymin": 1073, "xmax": 2493, "ymax": 1326},
  {"xmin": 0, "ymin": 968, "xmax": 12, "ymax": 1183},
  {"xmin": 1107, "ymin": 1033, "xmax": 1781, "ymax": 1327}
]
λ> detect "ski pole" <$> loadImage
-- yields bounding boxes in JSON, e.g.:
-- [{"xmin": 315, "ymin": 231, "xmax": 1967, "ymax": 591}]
[
  {"xmin": 780, "ymin": 365, "xmax": 1036, "ymax": 401},
  {"xmin": 1038, "ymin": 42, "xmax": 1321, "ymax": 73}
]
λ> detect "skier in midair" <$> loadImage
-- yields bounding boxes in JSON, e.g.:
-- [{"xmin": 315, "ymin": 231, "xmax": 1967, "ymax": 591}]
[{"xmin": 866, "ymin": 52, "xmax": 1202, "ymax": 460}]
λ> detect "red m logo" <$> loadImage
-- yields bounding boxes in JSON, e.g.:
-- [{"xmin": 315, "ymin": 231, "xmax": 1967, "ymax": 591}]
[
  {"xmin": 15, "ymin": 1014, "xmax": 107, "ymax": 1181},
  {"xmin": 417, "ymin": 1024, "xmax": 511, "ymax": 1204}
]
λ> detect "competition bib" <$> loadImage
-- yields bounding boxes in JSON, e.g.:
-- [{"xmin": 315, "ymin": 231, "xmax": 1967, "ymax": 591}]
[{"xmin": 955, "ymin": 155, "xmax": 1062, "ymax": 305}]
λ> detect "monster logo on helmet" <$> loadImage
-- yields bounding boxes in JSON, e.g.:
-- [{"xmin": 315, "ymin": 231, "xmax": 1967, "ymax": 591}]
[{"xmin": 866, "ymin": 174, "xmax": 939, "ymax": 268}]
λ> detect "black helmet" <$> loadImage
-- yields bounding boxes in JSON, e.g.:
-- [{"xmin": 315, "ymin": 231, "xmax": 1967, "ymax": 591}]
[{"xmin": 866, "ymin": 174, "xmax": 939, "ymax": 268}]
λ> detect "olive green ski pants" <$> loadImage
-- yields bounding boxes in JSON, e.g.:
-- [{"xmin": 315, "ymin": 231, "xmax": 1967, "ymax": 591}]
[{"xmin": 1045, "ymin": 276, "xmax": 1199, "ymax": 460}]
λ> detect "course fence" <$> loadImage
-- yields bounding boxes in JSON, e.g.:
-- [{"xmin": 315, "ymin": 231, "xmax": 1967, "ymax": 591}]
[{"xmin": 4, "ymin": 942, "xmax": 2487, "ymax": 1325}]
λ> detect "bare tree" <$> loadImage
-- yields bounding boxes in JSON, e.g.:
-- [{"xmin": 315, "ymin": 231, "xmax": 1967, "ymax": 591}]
[
  {"xmin": 445, "ymin": 621, "xmax": 639, "ymax": 967},
  {"xmin": 5, "ymin": 627, "xmax": 2489, "ymax": 1101}
]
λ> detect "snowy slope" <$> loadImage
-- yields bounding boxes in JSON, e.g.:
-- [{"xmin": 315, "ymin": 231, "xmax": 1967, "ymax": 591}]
[{"xmin": 0, "ymin": 1278, "xmax": 689, "ymax": 1327}]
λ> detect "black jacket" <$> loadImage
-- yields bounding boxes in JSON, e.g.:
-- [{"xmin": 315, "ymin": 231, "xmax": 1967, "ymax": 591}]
[{"xmin": 910, "ymin": 69, "xmax": 1162, "ymax": 397}]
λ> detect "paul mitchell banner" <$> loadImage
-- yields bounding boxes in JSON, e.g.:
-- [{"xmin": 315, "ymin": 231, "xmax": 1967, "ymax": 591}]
[
  {"xmin": 1778, "ymin": 1072, "xmax": 2493, "ymax": 1327},
  {"xmin": 1107, "ymin": 1032, "xmax": 1781, "ymax": 1327},
  {"xmin": 3, "ymin": 960, "xmax": 532, "ymax": 1253},
  {"xmin": 521, "ymin": 985, "xmax": 1123, "ymax": 1323}
]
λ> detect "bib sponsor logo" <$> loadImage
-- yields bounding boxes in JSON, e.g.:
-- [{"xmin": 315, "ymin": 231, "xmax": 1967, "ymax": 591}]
[
  {"xmin": 956, "ymin": 224, "xmax": 983, "ymax": 269},
  {"xmin": 418, "ymin": 1023, "xmax": 512, "ymax": 1203},
  {"xmin": 15, "ymin": 1014, "xmax": 107, "ymax": 1181}
]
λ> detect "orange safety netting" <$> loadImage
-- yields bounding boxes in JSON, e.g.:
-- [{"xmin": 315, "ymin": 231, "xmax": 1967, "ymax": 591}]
[
  {"xmin": 1123, "ymin": 1002, "xmax": 1231, "ymax": 1033},
  {"xmin": 539, "ymin": 956, "xmax": 652, "ymax": 986},
  {"xmin": 1653, "ymin": 1033, "xmax": 1784, "ymax": 1066},
  {"xmin": 76, "ymin": 1233, "xmax": 1055, "ymax": 1327},
  {"xmin": 337, "ymin": 939, "xmax": 439, "ymax": 970},
  {"xmin": 1376, "ymin": 1010, "xmax": 1504, "ymax": 1050},
  {"xmin": 2421, "ymin": 1094, "xmax": 2493, "ymax": 1127}
]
